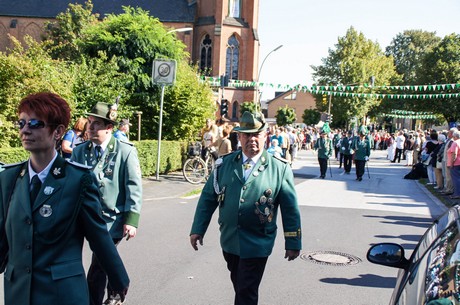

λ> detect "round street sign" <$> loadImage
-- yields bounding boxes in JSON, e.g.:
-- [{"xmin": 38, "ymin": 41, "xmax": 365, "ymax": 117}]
[{"xmin": 152, "ymin": 59, "xmax": 177, "ymax": 85}]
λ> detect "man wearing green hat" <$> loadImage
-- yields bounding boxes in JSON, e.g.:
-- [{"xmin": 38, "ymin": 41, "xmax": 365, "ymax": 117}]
[
  {"xmin": 351, "ymin": 126, "xmax": 371, "ymax": 181},
  {"xmin": 314, "ymin": 129, "xmax": 333, "ymax": 179},
  {"xmin": 71, "ymin": 101, "xmax": 142, "ymax": 305},
  {"xmin": 190, "ymin": 111, "xmax": 302, "ymax": 305}
]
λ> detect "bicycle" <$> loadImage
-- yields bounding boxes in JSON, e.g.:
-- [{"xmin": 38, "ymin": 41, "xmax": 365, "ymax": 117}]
[{"xmin": 182, "ymin": 142, "xmax": 217, "ymax": 184}]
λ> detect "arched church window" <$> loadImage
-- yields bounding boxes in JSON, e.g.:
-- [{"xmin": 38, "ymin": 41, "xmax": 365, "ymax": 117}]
[
  {"xmin": 200, "ymin": 34, "xmax": 212, "ymax": 75},
  {"xmin": 232, "ymin": 101, "xmax": 239, "ymax": 119},
  {"xmin": 225, "ymin": 35, "xmax": 239, "ymax": 80}
]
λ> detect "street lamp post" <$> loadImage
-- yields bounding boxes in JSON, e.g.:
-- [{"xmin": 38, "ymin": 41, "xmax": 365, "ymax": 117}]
[
  {"xmin": 135, "ymin": 111, "xmax": 142, "ymax": 141},
  {"xmin": 167, "ymin": 27, "xmax": 193, "ymax": 34},
  {"xmin": 256, "ymin": 44, "xmax": 283, "ymax": 109}
]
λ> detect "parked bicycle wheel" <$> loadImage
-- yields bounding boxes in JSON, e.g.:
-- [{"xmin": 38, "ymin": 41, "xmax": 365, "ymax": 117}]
[{"xmin": 183, "ymin": 157, "xmax": 207, "ymax": 184}]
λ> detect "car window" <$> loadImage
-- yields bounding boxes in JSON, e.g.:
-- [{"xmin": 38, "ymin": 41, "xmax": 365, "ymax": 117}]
[{"xmin": 394, "ymin": 207, "xmax": 460, "ymax": 305}]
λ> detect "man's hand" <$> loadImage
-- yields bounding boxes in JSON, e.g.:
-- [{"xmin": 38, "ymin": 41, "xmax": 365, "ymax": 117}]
[
  {"xmin": 284, "ymin": 250, "xmax": 300, "ymax": 261},
  {"xmin": 104, "ymin": 287, "xmax": 128, "ymax": 305},
  {"xmin": 365, "ymin": 156, "xmax": 369, "ymax": 161},
  {"xmin": 190, "ymin": 234, "xmax": 203, "ymax": 251},
  {"xmin": 123, "ymin": 225, "xmax": 137, "ymax": 241}
]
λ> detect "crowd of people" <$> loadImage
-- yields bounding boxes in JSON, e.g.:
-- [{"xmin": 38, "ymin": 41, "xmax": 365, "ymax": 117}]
[{"xmin": 381, "ymin": 127, "xmax": 460, "ymax": 200}]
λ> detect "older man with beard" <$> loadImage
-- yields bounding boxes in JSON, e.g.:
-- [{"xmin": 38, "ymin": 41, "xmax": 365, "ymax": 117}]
[{"xmin": 190, "ymin": 111, "xmax": 302, "ymax": 305}]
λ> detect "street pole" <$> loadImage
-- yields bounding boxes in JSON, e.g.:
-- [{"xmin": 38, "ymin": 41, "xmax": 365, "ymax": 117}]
[
  {"xmin": 256, "ymin": 44, "xmax": 283, "ymax": 108},
  {"xmin": 136, "ymin": 111, "xmax": 142, "ymax": 141},
  {"xmin": 155, "ymin": 84, "xmax": 166, "ymax": 180}
]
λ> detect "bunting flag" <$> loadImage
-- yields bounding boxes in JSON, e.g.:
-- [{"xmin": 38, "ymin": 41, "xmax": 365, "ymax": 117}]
[
  {"xmin": 381, "ymin": 109, "xmax": 438, "ymax": 119},
  {"xmin": 200, "ymin": 76, "xmax": 460, "ymax": 100}
]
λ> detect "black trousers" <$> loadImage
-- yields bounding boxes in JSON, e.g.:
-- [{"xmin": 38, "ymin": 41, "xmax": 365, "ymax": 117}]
[
  {"xmin": 88, "ymin": 238, "xmax": 121, "ymax": 305},
  {"xmin": 355, "ymin": 160, "xmax": 366, "ymax": 179},
  {"xmin": 393, "ymin": 148, "xmax": 403, "ymax": 163},
  {"xmin": 223, "ymin": 251, "xmax": 268, "ymax": 305},
  {"xmin": 318, "ymin": 157, "xmax": 328, "ymax": 177},
  {"xmin": 343, "ymin": 154, "xmax": 353, "ymax": 173}
]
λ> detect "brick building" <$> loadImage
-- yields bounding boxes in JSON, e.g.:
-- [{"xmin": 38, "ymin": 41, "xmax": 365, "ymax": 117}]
[
  {"xmin": 266, "ymin": 90, "xmax": 317, "ymax": 124},
  {"xmin": 0, "ymin": 0, "xmax": 260, "ymax": 120}
]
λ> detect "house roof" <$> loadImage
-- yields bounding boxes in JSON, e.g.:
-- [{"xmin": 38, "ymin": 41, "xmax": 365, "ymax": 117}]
[{"xmin": 0, "ymin": 0, "xmax": 196, "ymax": 22}]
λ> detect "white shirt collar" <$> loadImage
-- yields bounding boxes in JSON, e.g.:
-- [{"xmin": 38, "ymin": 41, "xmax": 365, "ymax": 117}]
[
  {"xmin": 92, "ymin": 136, "xmax": 112, "ymax": 154},
  {"xmin": 242, "ymin": 151, "xmax": 263, "ymax": 165},
  {"xmin": 29, "ymin": 150, "xmax": 58, "ymax": 183}
]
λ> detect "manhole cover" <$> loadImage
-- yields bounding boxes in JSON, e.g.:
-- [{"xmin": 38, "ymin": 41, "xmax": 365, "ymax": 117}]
[{"xmin": 300, "ymin": 251, "xmax": 362, "ymax": 266}]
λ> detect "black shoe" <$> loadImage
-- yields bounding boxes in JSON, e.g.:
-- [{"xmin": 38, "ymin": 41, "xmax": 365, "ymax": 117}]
[
  {"xmin": 320, "ymin": 175, "xmax": 325, "ymax": 179},
  {"xmin": 358, "ymin": 177, "xmax": 362, "ymax": 181},
  {"xmin": 390, "ymin": 161, "xmax": 395, "ymax": 163}
]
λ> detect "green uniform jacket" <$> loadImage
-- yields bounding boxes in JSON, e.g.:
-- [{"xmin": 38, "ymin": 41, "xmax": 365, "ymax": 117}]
[
  {"xmin": 190, "ymin": 150, "xmax": 302, "ymax": 259},
  {"xmin": 71, "ymin": 136, "xmax": 142, "ymax": 239},
  {"xmin": 314, "ymin": 138, "xmax": 333, "ymax": 159},
  {"xmin": 0, "ymin": 157, "xmax": 129, "ymax": 305},
  {"xmin": 351, "ymin": 136, "xmax": 371, "ymax": 161},
  {"xmin": 340, "ymin": 136, "xmax": 354, "ymax": 155}
]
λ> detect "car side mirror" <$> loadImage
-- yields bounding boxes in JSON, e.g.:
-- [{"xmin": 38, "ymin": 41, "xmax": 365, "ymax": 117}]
[{"xmin": 367, "ymin": 243, "xmax": 410, "ymax": 270}]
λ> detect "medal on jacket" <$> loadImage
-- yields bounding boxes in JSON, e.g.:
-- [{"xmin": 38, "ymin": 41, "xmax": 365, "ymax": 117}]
[
  {"xmin": 39, "ymin": 204, "xmax": 52, "ymax": 217},
  {"xmin": 43, "ymin": 186, "xmax": 54, "ymax": 195},
  {"xmin": 254, "ymin": 189, "xmax": 275, "ymax": 224}
]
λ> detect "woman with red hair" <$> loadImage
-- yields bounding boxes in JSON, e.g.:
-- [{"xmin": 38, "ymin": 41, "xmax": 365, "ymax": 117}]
[{"xmin": 0, "ymin": 92, "xmax": 129, "ymax": 305}]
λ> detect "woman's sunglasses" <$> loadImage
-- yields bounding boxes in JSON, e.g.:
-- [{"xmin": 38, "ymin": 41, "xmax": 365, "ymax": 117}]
[{"xmin": 16, "ymin": 119, "xmax": 46, "ymax": 130}]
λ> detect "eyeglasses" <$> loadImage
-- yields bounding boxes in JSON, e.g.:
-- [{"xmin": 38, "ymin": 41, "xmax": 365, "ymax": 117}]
[{"xmin": 16, "ymin": 119, "xmax": 47, "ymax": 130}]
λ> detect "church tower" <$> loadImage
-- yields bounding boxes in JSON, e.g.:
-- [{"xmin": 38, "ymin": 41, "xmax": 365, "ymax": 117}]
[{"xmin": 193, "ymin": 0, "xmax": 260, "ymax": 120}]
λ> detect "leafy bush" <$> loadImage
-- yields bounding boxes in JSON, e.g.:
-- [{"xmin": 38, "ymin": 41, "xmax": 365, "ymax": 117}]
[{"xmin": 0, "ymin": 140, "xmax": 187, "ymax": 176}]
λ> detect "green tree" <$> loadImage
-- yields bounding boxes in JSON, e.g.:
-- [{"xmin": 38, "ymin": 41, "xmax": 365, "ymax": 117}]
[
  {"xmin": 418, "ymin": 33, "xmax": 460, "ymax": 123},
  {"xmin": 275, "ymin": 106, "xmax": 296, "ymax": 126},
  {"xmin": 42, "ymin": 0, "xmax": 98, "ymax": 61},
  {"xmin": 386, "ymin": 30, "xmax": 441, "ymax": 85},
  {"xmin": 75, "ymin": 6, "xmax": 215, "ymax": 140},
  {"xmin": 0, "ymin": 37, "xmax": 74, "ymax": 147},
  {"xmin": 311, "ymin": 27, "xmax": 400, "ymax": 125},
  {"xmin": 302, "ymin": 109, "xmax": 321, "ymax": 126},
  {"xmin": 240, "ymin": 101, "xmax": 258, "ymax": 116}
]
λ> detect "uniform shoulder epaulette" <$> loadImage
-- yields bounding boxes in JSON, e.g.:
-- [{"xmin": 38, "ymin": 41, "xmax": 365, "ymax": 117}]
[
  {"xmin": 272, "ymin": 154, "xmax": 289, "ymax": 164},
  {"xmin": 75, "ymin": 141, "xmax": 87, "ymax": 146},
  {"xmin": 118, "ymin": 139, "xmax": 134, "ymax": 146},
  {"xmin": 66, "ymin": 160, "xmax": 92, "ymax": 170},
  {"xmin": 1, "ymin": 160, "xmax": 27, "ymax": 168}
]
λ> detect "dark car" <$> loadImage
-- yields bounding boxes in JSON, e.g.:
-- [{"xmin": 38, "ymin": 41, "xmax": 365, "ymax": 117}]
[{"xmin": 367, "ymin": 206, "xmax": 460, "ymax": 305}]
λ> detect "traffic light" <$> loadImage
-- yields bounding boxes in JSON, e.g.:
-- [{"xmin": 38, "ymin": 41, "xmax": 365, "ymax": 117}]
[
  {"xmin": 326, "ymin": 113, "xmax": 333, "ymax": 123},
  {"xmin": 220, "ymin": 99, "xmax": 228, "ymax": 117},
  {"xmin": 322, "ymin": 95, "xmax": 327, "ymax": 104}
]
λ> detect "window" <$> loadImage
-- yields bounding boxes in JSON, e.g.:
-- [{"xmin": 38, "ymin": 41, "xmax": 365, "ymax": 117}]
[
  {"xmin": 284, "ymin": 92, "xmax": 297, "ymax": 100},
  {"xmin": 226, "ymin": 35, "xmax": 239, "ymax": 80},
  {"xmin": 228, "ymin": 0, "xmax": 241, "ymax": 18},
  {"xmin": 232, "ymin": 101, "xmax": 239, "ymax": 119},
  {"xmin": 200, "ymin": 34, "xmax": 212, "ymax": 76}
]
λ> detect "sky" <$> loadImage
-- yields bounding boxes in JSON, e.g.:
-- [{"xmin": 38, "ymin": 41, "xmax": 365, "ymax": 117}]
[{"xmin": 257, "ymin": 0, "xmax": 460, "ymax": 100}]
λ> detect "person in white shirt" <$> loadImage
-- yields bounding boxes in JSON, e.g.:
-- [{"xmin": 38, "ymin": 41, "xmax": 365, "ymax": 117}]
[{"xmin": 391, "ymin": 131, "xmax": 406, "ymax": 163}]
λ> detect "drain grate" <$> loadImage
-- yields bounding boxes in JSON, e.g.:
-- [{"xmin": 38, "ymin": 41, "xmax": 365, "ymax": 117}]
[{"xmin": 300, "ymin": 251, "xmax": 362, "ymax": 266}]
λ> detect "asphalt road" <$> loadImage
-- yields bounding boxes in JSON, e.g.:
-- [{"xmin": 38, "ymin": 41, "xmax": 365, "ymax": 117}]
[{"xmin": 0, "ymin": 149, "xmax": 447, "ymax": 305}]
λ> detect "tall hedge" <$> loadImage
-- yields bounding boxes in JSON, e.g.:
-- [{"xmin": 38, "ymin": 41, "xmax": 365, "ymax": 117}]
[{"xmin": 0, "ymin": 140, "xmax": 187, "ymax": 176}]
